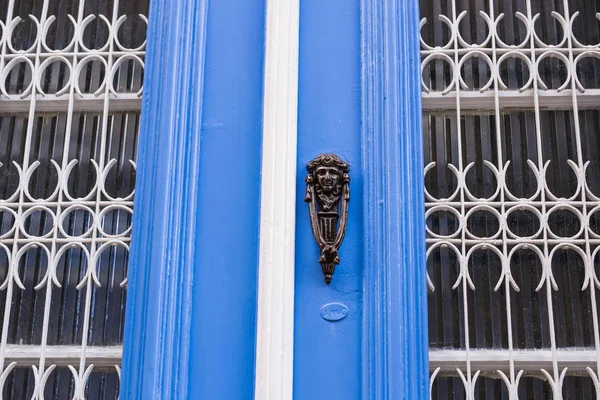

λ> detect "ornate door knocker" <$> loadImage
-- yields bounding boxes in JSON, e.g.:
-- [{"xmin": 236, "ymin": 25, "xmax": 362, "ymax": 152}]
[{"xmin": 305, "ymin": 154, "xmax": 350, "ymax": 284}]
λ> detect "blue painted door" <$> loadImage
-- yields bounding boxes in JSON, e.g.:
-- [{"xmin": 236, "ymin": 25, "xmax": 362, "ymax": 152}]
[
  {"xmin": 294, "ymin": 1, "xmax": 363, "ymax": 399},
  {"xmin": 122, "ymin": 0, "xmax": 426, "ymax": 396}
]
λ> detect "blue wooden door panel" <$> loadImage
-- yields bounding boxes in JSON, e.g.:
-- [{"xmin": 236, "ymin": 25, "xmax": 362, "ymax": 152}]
[
  {"xmin": 294, "ymin": 1, "xmax": 363, "ymax": 399},
  {"xmin": 188, "ymin": 0, "xmax": 266, "ymax": 398},
  {"xmin": 122, "ymin": 0, "xmax": 266, "ymax": 398}
]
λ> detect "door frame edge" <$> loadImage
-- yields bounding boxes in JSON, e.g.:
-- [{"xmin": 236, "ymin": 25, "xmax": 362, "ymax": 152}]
[
  {"xmin": 120, "ymin": 0, "xmax": 209, "ymax": 398},
  {"xmin": 360, "ymin": 0, "xmax": 429, "ymax": 398}
]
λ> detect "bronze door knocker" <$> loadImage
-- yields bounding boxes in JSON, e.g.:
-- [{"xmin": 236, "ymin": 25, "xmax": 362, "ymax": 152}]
[{"xmin": 305, "ymin": 154, "xmax": 350, "ymax": 284}]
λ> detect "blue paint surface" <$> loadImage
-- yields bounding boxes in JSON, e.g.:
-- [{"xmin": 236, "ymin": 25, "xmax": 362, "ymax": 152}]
[
  {"xmin": 121, "ymin": 0, "xmax": 210, "ymax": 397},
  {"xmin": 188, "ymin": 0, "xmax": 265, "ymax": 398},
  {"xmin": 295, "ymin": 0, "xmax": 363, "ymax": 398},
  {"xmin": 121, "ymin": 0, "xmax": 265, "ymax": 398},
  {"xmin": 361, "ymin": 0, "xmax": 428, "ymax": 398},
  {"xmin": 125, "ymin": 0, "xmax": 425, "ymax": 397}
]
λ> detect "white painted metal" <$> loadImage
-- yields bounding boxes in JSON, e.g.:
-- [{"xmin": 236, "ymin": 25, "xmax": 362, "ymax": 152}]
[
  {"xmin": 430, "ymin": 349, "xmax": 600, "ymax": 373},
  {"xmin": 253, "ymin": 0, "xmax": 299, "ymax": 399},
  {"xmin": 0, "ymin": 0, "xmax": 145, "ymax": 396},
  {"xmin": 1, "ymin": 96, "xmax": 142, "ymax": 113},
  {"xmin": 422, "ymin": 1, "xmax": 600, "ymax": 399},
  {"xmin": 423, "ymin": 89, "xmax": 600, "ymax": 111},
  {"xmin": 0, "ymin": 345, "xmax": 122, "ymax": 367}
]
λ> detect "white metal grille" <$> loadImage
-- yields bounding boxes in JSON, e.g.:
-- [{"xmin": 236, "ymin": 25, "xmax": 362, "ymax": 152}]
[
  {"xmin": 422, "ymin": 0, "xmax": 600, "ymax": 398},
  {"xmin": 0, "ymin": 0, "xmax": 146, "ymax": 398}
]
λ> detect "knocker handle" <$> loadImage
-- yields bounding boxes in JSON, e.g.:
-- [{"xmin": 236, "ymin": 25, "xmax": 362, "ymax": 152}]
[{"xmin": 304, "ymin": 154, "xmax": 350, "ymax": 284}]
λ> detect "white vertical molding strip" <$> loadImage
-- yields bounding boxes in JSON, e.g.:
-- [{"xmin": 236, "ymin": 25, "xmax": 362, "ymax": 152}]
[{"xmin": 254, "ymin": 0, "xmax": 300, "ymax": 398}]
